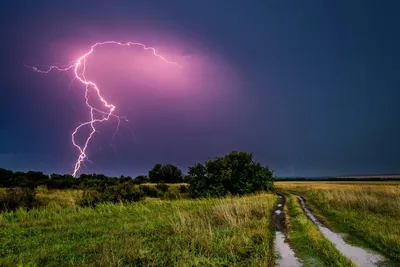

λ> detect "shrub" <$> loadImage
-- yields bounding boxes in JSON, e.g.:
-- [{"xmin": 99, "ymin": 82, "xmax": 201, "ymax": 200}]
[
  {"xmin": 187, "ymin": 151, "xmax": 274, "ymax": 198},
  {"xmin": 0, "ymin": 187, "xmax": 38, "ymax": 211},
  {"xmin": 156, "ymin": 182, "xmax": 169, "ymax": 193},
  {"xmin": 80, "ymin": 190, "xmax": 103, "ymax": 207},
  {"xmin": 79, "ymin": 183, "xmax": 145, "ymax": 207},
  {"xmin": 102, "ymin": 183, "xmax": 145, "ymax": 203},
  {"xmin": 133, "ymin": 175, "xmax": 150, "ymax": 184},
  {"xmin": 139, "ymin": 185, "xmax": 161, "ymax": 198},
  {"xmin": 35, "ymin": 185, "xmax": 49, "ymax": 194},
  {"xmin": 179, "ymin": 185, "xmax": 189, "ymax": 193}
]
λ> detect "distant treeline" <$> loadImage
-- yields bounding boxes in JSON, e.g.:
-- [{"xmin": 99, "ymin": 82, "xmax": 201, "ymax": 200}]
[
  {"xmin": 276, "ymin": 177, "xmax": 400, "ymax": 181},
  {"xmin": 0, "ymin": 163, "xmax": 184, "ymax": 189}
]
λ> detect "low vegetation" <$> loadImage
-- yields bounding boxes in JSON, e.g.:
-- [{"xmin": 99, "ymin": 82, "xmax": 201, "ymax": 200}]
[
  {"xmin": 3, "ymin": 151, "xmax": 399, "ymax": 266},
  {"xmin": 0, "ymin": 187, "xmax": 39, "ymax": 212},
  {"xmin": 277, "ymin": 182, "xmax": 400, "ymax": 263},
  {"xmin": 0, "ymin": 151, "xmax": 278, "ymax": 265},
  {"xmin": 284, "ymin": 194, "xmax": 355, "ymax": 267},
  {"xmin": 0, "ymin": 193, "xmax": 277, "ymax": 266}
]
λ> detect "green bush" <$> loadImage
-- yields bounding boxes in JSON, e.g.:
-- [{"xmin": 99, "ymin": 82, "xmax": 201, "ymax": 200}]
[
  {"xmin": 133, "ymin": 175, "xmax": 150, "ymax": 184},
  {"xmin": 139, "ymin": 185, "xmax": 161, "ymax": 197},
  {"xmin": 79, "ymin": 183, "xmax": 145, "ymax": 207},
  {"xmin": 179, "ymin": 185, "xmax": 188, "ymax": 193},
  {"xmin": 102, "ymin": 183, "xmax": 145, "ymax": 203},
  {"xmin": 80, "ymin": 190, "xmax": 103, "ymax": 207},
  {"xmin": 155, "ymin": 182, "xmax": 169, "ymax": 193},
  {"xmin": 0, "ymin": 187, "xmax": 39, "ymax": 211},
  {"xmin": 187, "ymin": 151, "xmax": 274, "ymax": 198}
]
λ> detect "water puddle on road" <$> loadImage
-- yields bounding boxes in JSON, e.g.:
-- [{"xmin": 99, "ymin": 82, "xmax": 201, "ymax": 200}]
[
  {"xmin": 274, "ymin": 195, "xmax": 301, "ymax": 267},
  {"xmin": 296, "ymin": 195, "xmax": 385, "ymax": 267}
]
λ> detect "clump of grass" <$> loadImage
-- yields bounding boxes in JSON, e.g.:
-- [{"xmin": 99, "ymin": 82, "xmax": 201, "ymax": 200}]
[
  {"xmin": 284, "ymin": 194, "xmax": 355, "ymax": 267},
  {"xmin": 0, "ymin": 193, "xmax": 277, "ymax": 266},
  {"xmin": 35, "ymin": 188, "xmax": 83, "ymax": 209},
  {"xmin": 277, "ymin": 182, "xmax": 400, "ymax": 263}
]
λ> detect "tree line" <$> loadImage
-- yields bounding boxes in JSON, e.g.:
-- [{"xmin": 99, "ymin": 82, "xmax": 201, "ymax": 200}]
[
  {"xmin": 0, "ymin": 163, "xmax": 184, "ymax": 189},
  {"xmin": 0, "ymin": 151, "xmax": 274, "ymax": 199}
]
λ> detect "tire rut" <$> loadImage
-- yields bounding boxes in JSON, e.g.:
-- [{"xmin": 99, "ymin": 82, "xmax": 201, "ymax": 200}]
[
  {"xmin": 296, "ymin": 195, "xmax": 385, "ymax": 267},
  {"xmin": 274, "ymin": 194, "xmax": 301, "ymax": 267}
]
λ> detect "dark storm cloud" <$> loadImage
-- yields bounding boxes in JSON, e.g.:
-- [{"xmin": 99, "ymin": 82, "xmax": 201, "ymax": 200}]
[{"xmin": 0, "ymin": 1, "xmax": 399, "ymax": 177}]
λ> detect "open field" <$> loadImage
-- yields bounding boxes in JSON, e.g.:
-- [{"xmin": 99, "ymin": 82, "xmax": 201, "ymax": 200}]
[
  {"xmin": 1, "ymin": 181, "xmax": 399, "ymax": 266},
  {"xmin": 276, "ymin": 181, "xmax": 400, "ymax": 264},
  {"xmin": 0, "ymin": 192, "xmax": 277, "ymax": 266}
]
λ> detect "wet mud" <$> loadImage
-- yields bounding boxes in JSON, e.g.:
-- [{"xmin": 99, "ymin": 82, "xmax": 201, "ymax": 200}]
[{"xmin": 274, "ymin": 194, "xmax": 301, "ymax": 267}]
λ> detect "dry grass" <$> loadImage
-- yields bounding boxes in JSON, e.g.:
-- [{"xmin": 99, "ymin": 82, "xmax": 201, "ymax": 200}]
[{"xmin": 35, "ymin": 186, "xmax": 84, "ymax": 209}]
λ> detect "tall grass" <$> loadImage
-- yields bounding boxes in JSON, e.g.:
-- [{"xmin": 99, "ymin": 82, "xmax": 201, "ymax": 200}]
[
  {"xmin": 277, "ymin": 182, "xmax": 400, "ymax": 263},
  {"xmin": 0, "ymin": 193, "xmax": 277, "ymax": 266}
]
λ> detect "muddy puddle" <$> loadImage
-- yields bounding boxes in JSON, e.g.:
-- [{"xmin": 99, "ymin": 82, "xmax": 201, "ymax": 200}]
[
  {"xmin": 274, "ymin": 195, "xmax": 301, "ymax": 267},
  {"xmin": 296, "ymin": 195, "xmax": 384, "ymax": 267}
]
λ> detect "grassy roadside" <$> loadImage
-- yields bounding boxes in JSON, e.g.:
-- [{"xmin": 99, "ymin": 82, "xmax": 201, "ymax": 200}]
[
  {"xmin": 0, "ymin": 193, "xmax": 277, "ymax": 266},
  {"xmin": 283, "ymin": 194, "xmax": 355, "ymax": 267},
  {"xmin": 277, "ymin": 182, "xmax": 400, "ymax": 263}
]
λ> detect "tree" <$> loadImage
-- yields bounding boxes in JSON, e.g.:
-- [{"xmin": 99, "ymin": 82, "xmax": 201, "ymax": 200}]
[
  {"xmin": 25, "ymin": 171, "xmax": 49, "ymax": 188},
  {"xmin": 187, "ymin": 151, "xmax": 274, "ymax": 198},
  {"xmin": 48, "ymin": 174, "xmax": 77, "ymax": 189},
  {"xmin": 148, "ymin": 164, "xmax": 162, "ymax": 183},
  {"xmin": 133, "ymin": 175, "xmax": 150, "ymax": 184},
  {"xmin": 119, "ymin": 175, "xmax": 133, "ymax": 183},
  {"xmin": 0, "ymin": 168, "xmax": 14, "ymax": 187},
  {"xmin": 148, "ymin": 164, "xmax": 183, "ymax": 183}
]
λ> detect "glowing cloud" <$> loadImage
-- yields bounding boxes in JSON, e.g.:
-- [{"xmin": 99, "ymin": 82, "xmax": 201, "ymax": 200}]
[{"xmin": 28, "ymin": 41, "xmax": 181, "ymax": 177}]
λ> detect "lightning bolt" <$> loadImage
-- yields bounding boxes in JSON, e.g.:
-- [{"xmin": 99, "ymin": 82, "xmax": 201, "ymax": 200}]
[{"xmin": 28, "ymin": 41, "xmax": 181, "ymax": 177}]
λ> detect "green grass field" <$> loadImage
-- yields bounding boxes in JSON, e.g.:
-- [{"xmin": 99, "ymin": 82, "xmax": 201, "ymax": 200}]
[
  {"xmin": 0, "ymin": 192, "xmax": 277, "ymax": 266},
  {"xmin": 1, "ymin": 181, "xmax": 400, "ymax": 266}
]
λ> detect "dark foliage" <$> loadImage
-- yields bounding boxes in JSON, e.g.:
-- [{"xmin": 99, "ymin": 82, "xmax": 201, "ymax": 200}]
[
  {"xmin": 48, "ymin": 174, "xmax": 78, "ymax": 189},
  {"xmin": 155, "ymin": 182, "xmax": 170, "ymax": 193},
  {"xmin": 139, "ymin": 185, "xmax": 161, "ymax": 197},
  {"xmin": 102, "ymin": 183, "xmax": 145, "ymax": 203},
  {"xmin": 148, "ymin": 164, "xmax": 183, "ymax": 183},
  {"xmin": 0, "ymin": 166, "xmax": 184, "ymax": 190},
  {"xmin": 0, "ymin": 169, "xmax": 149, "ymax": 190},
  {"xmin": 79, "ymin": 190, "xmax": 103, "ymax": 207},
  {"xmin": 80, "ymin": 182, "xmax": 145, "ymax": 207},
  {"xmin": 179, "ymin": 184, "xmax": 189, "ymax": 193},
  {"xmin": 187, "ymin": 151, "xmax": 274, "ymax": 198},
  {"xmin": 0, "ymin": 169, "xmax": 48, "ymax": 188},
  {"xmin": 132, "ymin": 175, "xmax": 150, "ymax": 184},
  {"xmin": 0, "ymin": 187, "xmax": 39, "ymax": 211}
]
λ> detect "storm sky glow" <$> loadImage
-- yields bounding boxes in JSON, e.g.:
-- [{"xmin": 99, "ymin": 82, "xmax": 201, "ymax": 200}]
[
  {"xmin": 0, "ymin": 1, "xmax": 399, "ymax": 177},
  {"xmin": 30, "ymin": 41, "xmax": 183, "ymax": 176}
]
